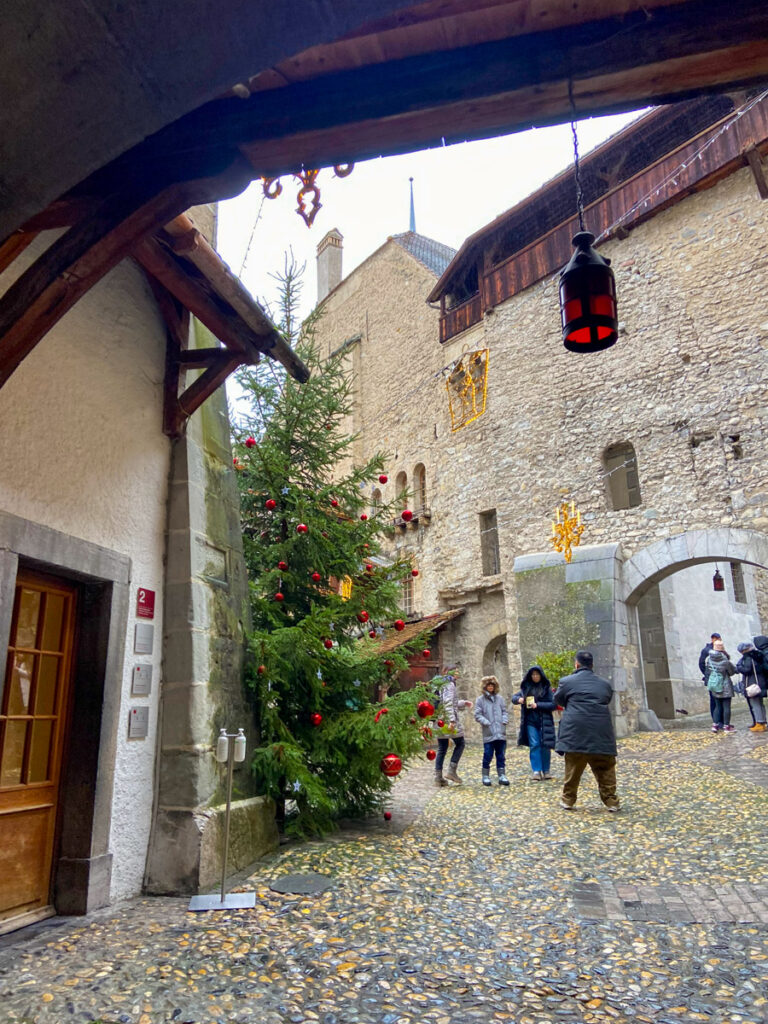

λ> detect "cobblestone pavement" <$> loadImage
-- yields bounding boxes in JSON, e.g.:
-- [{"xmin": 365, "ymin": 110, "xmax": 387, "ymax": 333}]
[{"xmin": 2, "ymin": 721, "xmax": 768, "ymax": 1024}]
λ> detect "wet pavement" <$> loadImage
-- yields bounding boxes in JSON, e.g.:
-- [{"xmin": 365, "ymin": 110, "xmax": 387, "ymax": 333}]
[{"xmin": 2, "ymin": 715, "xmax": 768, "ymax": 1024}]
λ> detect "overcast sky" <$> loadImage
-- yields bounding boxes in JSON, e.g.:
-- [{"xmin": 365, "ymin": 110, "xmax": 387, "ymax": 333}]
[{"xmin": 217, "ymin": 107, "xmax": 646, "ymax": 328}]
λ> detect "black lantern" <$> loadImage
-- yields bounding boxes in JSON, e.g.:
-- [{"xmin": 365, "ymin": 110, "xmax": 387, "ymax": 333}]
[
  {"xmin": 559, "ymin": 103, "xmax": 619, "ymax": 353},
  {"xmin": 560, "ymin": 232, "xmax": 618, "ymax": 352},
  {"xmin": 713, "ymin": 569, "xmax": 725, "ymax": 592}
]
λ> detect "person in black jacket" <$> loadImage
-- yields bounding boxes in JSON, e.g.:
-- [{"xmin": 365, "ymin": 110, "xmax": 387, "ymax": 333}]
[
  {"xmin": 698, "ymin": 632, "xmax": 722, "ymax": 722},
  {"xmin": 554, "ymin": 650, "xmax": 619, "ymax": 812},
  {"xmin": 512, "ymin": 666, "xmax": 557, "ymax": 781}
]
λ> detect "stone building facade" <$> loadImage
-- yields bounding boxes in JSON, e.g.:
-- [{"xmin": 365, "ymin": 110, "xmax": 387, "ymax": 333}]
[{"xmin": 314, "ymin": 96, "xmax": 768, "ymax": 735}]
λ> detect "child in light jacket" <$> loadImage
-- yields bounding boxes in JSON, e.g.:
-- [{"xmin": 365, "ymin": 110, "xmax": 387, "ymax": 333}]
[{"xmin": 473, "ymin": 675, "xmax": 509, "ymax": 787}]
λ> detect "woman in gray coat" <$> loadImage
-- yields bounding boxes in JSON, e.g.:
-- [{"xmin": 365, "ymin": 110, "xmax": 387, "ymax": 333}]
[
  {"xmin": 473, "ymin": 675, "xmax": 509, "ymax": 787},
  {"xmin": 705, "ymin": 640, "xmax": 737, "ymax": 732}
]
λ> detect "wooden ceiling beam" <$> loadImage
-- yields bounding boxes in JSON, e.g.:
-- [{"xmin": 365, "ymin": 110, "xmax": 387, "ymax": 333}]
[{"xmin": 0, "ymin": 156, "xmax": 254, "ymax": 392}]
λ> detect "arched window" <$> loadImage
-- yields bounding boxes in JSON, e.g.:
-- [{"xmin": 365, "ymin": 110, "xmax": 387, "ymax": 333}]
[
  {"xmin": 395, "ymin": 471, "xmax": 408, "ymax": 501},
  {"xmin": 603, "ymin": 441, "xmax": 641, "ymax": 510},
  {"xmin": 371, "ymin": 488, "xmax": 382, "ymax": 516},
  {"xmin": 413, "ymin": 463, "xmax": 427, "ymax": 512}
]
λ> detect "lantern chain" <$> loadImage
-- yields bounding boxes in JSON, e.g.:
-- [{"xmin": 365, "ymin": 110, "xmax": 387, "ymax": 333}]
[{"xmin": 568, "ymin": 79, "xmax": 585, "ymax": 233}]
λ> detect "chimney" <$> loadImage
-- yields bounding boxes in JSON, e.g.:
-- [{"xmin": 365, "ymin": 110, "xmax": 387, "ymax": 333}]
[{"xmin": 316, "ymin": 228, "xmax": 343, "ymax": 303}]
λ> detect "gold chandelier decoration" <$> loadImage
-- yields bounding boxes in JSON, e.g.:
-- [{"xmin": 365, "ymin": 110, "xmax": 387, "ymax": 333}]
[
  {"xmin": 446, "ymin": 349, "xmax": 489, "ymax": 432},
  {"xmin": 260, "ymin": 164, "xmax": 354, "ymax": 227},
  {"xmin": 550, "ymin": 499, "xmax": 584, "ymax": 563}
]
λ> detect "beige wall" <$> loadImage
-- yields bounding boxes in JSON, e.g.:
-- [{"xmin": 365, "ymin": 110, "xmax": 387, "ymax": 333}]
[{"xmin": 314, "ymin": 165, "xmax": 768, "ymax": 697}]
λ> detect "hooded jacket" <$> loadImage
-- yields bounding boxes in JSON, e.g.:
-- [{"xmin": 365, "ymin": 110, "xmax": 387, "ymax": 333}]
[
  {"xmin": 512, "ymin": 666, "xmax": 557, "ymax": 749},
  {"xmin": 473, "ymin": 680, "xmax": 508, "ymax": 742},
  {"xmin": 705, "ymin": 650, "xmax": 736, "ymax": 697},
  {"xmin": 735, "ymin": 648, "xmax": 767, "ymax": 698},
  {"xmin": 553, "ymin": 667, "xmax": 616, "ymax": 756},
  {"xmin": 437, "ymin": 675, "xmax": 471, "ymax": 737}
]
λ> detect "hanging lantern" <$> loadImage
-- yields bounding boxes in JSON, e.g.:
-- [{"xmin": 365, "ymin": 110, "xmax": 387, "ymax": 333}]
[
  {"xmin": 558, "ymin": 105, "xmax": 618, "ymax": 354},
  {"xmin": 560, "ymin": 232, "xmax": 618, "ymax": 353},
  {"xmin": 713, "ymin": 568, "xmax": 725, "ymax": 592}
]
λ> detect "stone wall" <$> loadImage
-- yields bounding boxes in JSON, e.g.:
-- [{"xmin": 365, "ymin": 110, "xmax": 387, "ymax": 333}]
[{"xmin": 314, "ymin": 163, "xmax": 768, "ymax": 720}]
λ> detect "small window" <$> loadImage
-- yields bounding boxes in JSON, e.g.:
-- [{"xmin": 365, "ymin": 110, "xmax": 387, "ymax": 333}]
[
  {"xmin": 479, "ymin": 510, "xmax": 500, "ymax": 576},
  {"xmin": 603, "ymin": 441, "xmax": 641, "ymax": 510},
  {"xmin": 401, "ymin": 575, "xmax": 414, "ymax": 617},
  {"xmin": 731, "ymin": 562, "xmax": 747, "ymax": 604},
  {"xmin": 371, "ymin": 488, "xmax": 382, "ymax": 516},
  {"xmin": 395, "ymin": 471, "xmax": 408, "ymax": 500},
  {"xmin": 413, "ymin": 463, "xmax": 427, "ymax": 511}
]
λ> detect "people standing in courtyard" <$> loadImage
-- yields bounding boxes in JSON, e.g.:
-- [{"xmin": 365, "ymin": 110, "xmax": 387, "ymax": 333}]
[
  {"xmin": 512, "ymin": 666, "xmax": 557, "ymax": 781},
  {"xmin": 736, "ymin": 641, "xmax": 767, "ymax": 732},
  {"xmin": 433, "ymin": 670, "xmax": 474, "ymax": 786},
  {"xmin": 554, "ymin": 650, "xmax": 620, "ymax": 812},
  {"xmin": 705, "ymin": 639, "xmax": 737, "ymax": 732},
  {"xmin": 699, "ymin": 632, "xmax": 721, "ymax": 722},
  {"xmin": 473, "ymin": 675, "xmax": 509, "ymax": 786}
]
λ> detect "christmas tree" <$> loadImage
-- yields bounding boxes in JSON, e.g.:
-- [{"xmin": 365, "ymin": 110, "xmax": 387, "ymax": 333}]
[{"xmin": 232, "ymin": 257, "xmax": 430, "ymax": 835}]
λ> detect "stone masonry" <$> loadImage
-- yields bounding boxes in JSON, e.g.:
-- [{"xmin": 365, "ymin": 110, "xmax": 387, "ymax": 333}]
[{"xmin": 315, "ymin": 155, "xmax": 768, "ymax": 730}]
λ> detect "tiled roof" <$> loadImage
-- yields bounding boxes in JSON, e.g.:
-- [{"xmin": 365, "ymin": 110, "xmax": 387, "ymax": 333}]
[
  {"xmin": 373, "ymin": 607, "xmax": 465, "ymax": 655},
  {"xmin": 392, "ymin": 232, "xmax": 456, "ymax": 277}
]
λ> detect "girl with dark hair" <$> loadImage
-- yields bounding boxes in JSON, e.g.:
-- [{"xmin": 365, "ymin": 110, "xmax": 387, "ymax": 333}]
[{"xmin": 512, "ymin": 666, "xmax": 557, "ymax": 780}]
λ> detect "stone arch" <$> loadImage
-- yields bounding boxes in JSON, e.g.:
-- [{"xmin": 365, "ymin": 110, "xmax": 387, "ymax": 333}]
[
  {"xmin": 622, "ymin": 528, "xmax": 768, "ymax": 602},
  {"xmin": 482, "ymin": 633, "xmax": 511, "ymax": 692}
]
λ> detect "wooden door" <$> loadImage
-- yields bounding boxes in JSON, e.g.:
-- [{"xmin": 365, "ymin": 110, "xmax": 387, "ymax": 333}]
[{"xmin": 0, "ymin": 573, "xmax": 76, "ymax": 930}]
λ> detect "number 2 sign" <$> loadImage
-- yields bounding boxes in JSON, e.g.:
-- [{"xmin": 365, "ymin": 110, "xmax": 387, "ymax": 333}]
[{"xmin": 136, "ymin": 588, "xmax": 156, "ymax": 619}]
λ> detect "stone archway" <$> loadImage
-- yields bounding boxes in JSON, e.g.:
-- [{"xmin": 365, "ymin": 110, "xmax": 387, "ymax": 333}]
[
  {"xmin": 620, "ymin": 528, "xmax": 768, "ymax": 724},
  {"xmin": 482, "ymin": 633, "xmax": 511, "ymax": 692}
]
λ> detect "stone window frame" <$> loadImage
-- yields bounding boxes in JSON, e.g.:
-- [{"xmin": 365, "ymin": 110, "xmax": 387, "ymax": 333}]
[
  {"xmin": 395, "ymin": 470, "xmax": 408, "ymax": 502},
  {"xmin": 603, "ymin": 441, "xmax": 642, "ymax": 511},
  {"xmin": 413, "ymin": 463, "xmax": 427, "ymax": 513},
  {"xmin": 371, "ymin": 488, "xmax": 382, "ymax": 516},
  {"xmin": 479, "ymin": 509, "xmax": 501, "ymax": 576}
]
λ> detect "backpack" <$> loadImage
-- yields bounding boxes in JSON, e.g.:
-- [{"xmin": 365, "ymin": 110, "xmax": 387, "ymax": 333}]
[{"xmin": 707, "ymin": 668, "xmax": 725, "ymax": 694}]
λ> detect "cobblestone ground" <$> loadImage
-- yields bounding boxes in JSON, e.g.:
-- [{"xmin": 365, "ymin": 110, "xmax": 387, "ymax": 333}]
[{"xmin": 2, "ymin": 719, "xmax": 768, "ymax": 1024}]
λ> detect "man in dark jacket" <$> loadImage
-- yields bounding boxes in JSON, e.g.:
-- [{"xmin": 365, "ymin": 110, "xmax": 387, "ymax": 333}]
[
  {"xmin": 700, "ymin": 626, "xmax": 724, "ymax": 724},
  {"xmin": 554, "ymin": 650, "xmax": 619, "ymax": 812}
]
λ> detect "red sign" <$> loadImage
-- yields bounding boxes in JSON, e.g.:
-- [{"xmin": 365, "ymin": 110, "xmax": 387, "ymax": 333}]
[{"xmin": 136, "ymin": 588, "xmax": 156, "ymax": 619}]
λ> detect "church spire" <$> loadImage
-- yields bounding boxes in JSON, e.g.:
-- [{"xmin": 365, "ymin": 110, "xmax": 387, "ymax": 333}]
[{"xmin": 409, "ymin": 177, "xmax": 416, "ymax": 233}]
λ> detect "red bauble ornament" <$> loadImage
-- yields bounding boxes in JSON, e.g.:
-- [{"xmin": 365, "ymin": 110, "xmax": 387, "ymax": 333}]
[
  {"xmin": 265, "ymin": 498, "xmax": 277, "ymax": 510},
  {"xmin": 417, "ymin": 700, "xmax": 434, "ymax": 719},
  {"xmin": 379, "ymin": 474, "xmax": 388, "ymax": 484},
  {"xmin": 296, "ymin": 523, "xmax": 308, "ymax": 534},
  {"xmin": 360, "ymin": 513, "xmax": 368, "ymax": 521},
  {"xmin": 410, "ymin": 716, "xmax": 417, "ymax": 724},
  {"xmin": 401, "ymin": 509, "xmax": 413, "ymax": 522},
  {"xmin": 257, "ymin": 664, "xmax": 266, "ymax": 675},
  {"xmin": 384, "ymin": 659, "xmax": 394, "ymax": 668},
  {"xmin": 394, "ymin": 620, "xmax": 405, "ymax": 632},
  {"xmin": 310, "ymin": 712, "xmax": 323, "ymax": 727},
  {"xmin": 364, "ymin": 543, "xmax": 370, "ymax": 549},
  {"xmin": 278, "ymin": 561, "xmax": 288, "ymax": 571},
  {"xmin": 331, "ymin": 499, "xmax": 339, "ymax": 508},
  {"xmin": 426, "ymin": 749, "xmax": 437, "ymax": 761},
  {"xmin": 437, "ymin": 719, "xmax": 445, "ymax": 728},
  {"xmin": 411, "ymin": 569, "xmax": 419, "ymax": 577},
  {"xmin": 357, "ymin": 610, "xmax": 370, "ymax": 623},
  {"xmin": 369, "ymin": 629, "xmax": 376, "ymax": 639},
  {"xmin": 245, "ymin": 436, "xmax": 256, "ymax": 448},
  {"xmin": 384, "ymin": 811, "xmax": 392, "ymax": 821},
  {"xmin": 260, "ymin": 531, "xmax": 269, "ymax": 540},
  {"xmin": 311, "ymin": 571, "xmax": 322, "ymax": 582},
  {"xmin": 365, "ymin": 563, "xmax": 373, "ymax": 572},
  {"xmin": 323, "ymin": 638, "xmax": 333, "ymax": 649},
  {"xmin": 274, "ymin": 592, "xmax": 284, "ymax": 602},
  {"xmin": 380, "ymin": 753, "xmax": 403, "ymax": 778},
  {"xmin": 422, "ymin": 649, "xmax": 431, "ymax": 658}
]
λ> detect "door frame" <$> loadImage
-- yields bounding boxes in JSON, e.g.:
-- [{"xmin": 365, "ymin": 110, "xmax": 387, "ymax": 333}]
[{"xmin": 0, "ymin": 509, "xmax": 131, "ymax": 921}]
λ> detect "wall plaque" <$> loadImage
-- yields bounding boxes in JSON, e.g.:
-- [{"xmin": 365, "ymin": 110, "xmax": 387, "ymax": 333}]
[
  {"xmin": 134, "ymin": 623, "xmax": 154, "ymax": 655},
  {"xmin": 136, "ymin": 588, "xmax": 156, "ymax": 619},
  {"xmin": 128, "ymin": 706, "xmax": 149, "ymax": 739},
  {"xmin": 132, "ymin": 664, "xmax": 153, "ymax": 696}
]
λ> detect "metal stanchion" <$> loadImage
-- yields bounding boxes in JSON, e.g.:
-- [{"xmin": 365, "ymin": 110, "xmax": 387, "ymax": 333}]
[{"xmin": 188, "ymin": 727, "xmax": 256, "ymax": 911}]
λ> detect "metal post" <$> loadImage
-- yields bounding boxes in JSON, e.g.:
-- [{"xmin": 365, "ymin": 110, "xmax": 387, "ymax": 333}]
[{"xmin": 187, "ymin": 727, "xmax": 256, "ymax": 912}]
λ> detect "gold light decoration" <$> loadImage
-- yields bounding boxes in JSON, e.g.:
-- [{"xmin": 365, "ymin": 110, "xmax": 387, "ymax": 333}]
[
  {"xmin": 260, "ymin": 164, "xmax": 355, "ymax": 228},
  {"xmin": 340, "ymin": 576, "xmax": 353, "ymax": 601},
  {"xmin": 446, "ymin": 349, "xmax": 489, "ymax": 432},
  {"xmin": 550, "ymin": 499, "xmax": 584, "ymax": 563}
]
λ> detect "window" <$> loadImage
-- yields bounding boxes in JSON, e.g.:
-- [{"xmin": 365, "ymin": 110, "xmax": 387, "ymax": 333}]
[
  {"xmin": 395, "ymin": 471, "xmax": 408, "ymax": 501},
  {"xmin": 479, "ymin": 510, "xmax": 500, "ymax": 576},
  {"xmin": 401, "ymin": 575, "xmax": 414, "ymax": 617},
  {"xmin": 413, "ymin": 463, "xmax": 427, "ymax": 511},
  {"xmin": 603, "ymin": 441, "xmax": 641, "ymax": 510},
  {"xmin": 731, "ymin": 562, "xmax": 747, "ymax": 603},
  {"xmin": 371, "ymin": 488, "xmax": 382, "ymax": 516}
]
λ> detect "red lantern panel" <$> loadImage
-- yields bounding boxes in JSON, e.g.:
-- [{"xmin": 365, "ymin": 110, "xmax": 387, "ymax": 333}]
[{"xmin": 559, "ymin": 231, "xmax": 618, "ymax": 354}]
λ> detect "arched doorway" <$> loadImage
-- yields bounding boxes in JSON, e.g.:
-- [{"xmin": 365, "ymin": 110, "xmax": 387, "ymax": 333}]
[
  {"xmin": 482, "ymin": 634, "xmax": 511, "ymax": 692},
  {"xmin": 622, "ymin": 529, "xmax": 768, "ymax": 720}
]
